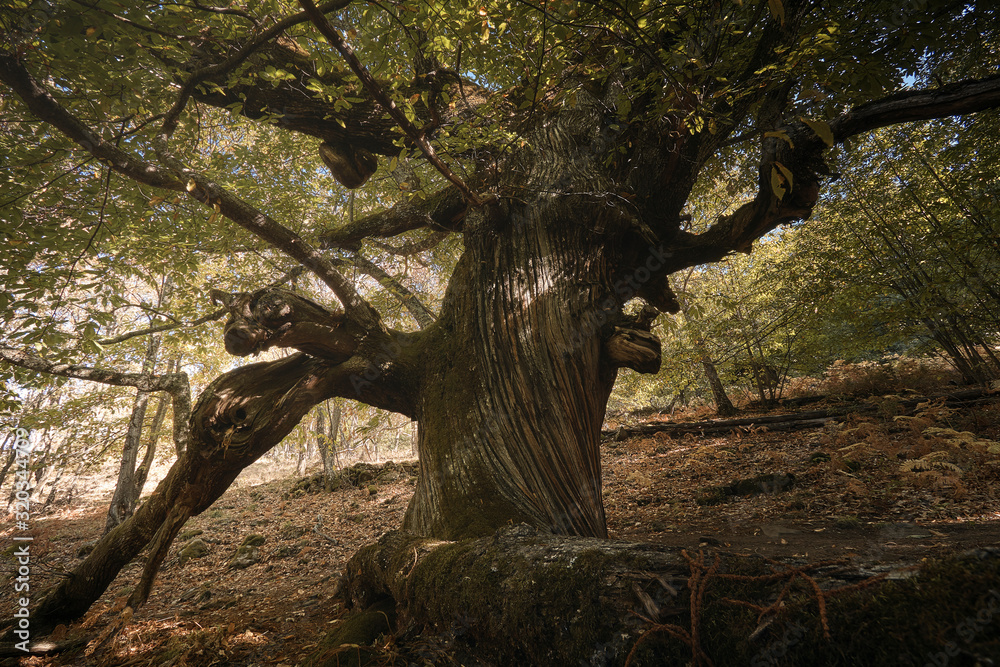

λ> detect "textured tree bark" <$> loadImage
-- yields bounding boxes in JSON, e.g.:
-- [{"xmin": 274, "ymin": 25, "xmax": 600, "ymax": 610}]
[
  {"xmin": 395, "ymin": 84, "xmax": 693, "ymax": 539},
  {"xmin": 404, "ymin": 236, "xmax": 614, "ymax": 537},
  {"xmin": 133, "ymin": 365, "xmax": 173, "ymax": 492}
]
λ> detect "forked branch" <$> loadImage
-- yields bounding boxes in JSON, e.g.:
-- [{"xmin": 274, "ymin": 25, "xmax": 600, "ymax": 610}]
[
  {"xmin": 0, "ymin": 346, "xmax": 191, "ymax": 457},
  {"xmin": 298, "ymin": 0, "xmax": 488, "ymax": 207}
]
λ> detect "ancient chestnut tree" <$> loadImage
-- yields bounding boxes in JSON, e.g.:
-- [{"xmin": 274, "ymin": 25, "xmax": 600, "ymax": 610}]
[{"xmin": 2, "ymin": 0, "xmax": 1000, "ymax": 650}]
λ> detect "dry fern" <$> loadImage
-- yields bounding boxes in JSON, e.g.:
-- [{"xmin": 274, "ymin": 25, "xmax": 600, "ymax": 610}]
[{"xmin": 899, "ymin": 459, "xmax": 963, "ymax": 474}]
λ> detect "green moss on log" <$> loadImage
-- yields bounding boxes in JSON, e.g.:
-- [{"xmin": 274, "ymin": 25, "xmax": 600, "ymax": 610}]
[{"xmin": 335, "ymin": 527, "xmax": 1000, "ymax": 665}]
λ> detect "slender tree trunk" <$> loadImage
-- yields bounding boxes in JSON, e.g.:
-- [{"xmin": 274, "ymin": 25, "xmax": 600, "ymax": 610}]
[
  {"xmin": 105, "ymin": 335, "xmax": 160, "ymax": 534},
  {"xmin": 317, "ymin": 400, "xmax": 341, "ymax": 490},
  {"xmin": 0, "ymin": 448, "xmax": 15, "ymax": 494},
  {"xmin": 37, "ymin": 434, "xmax": 72, "ymax": 509},
  {"xmin": 295, "ymin": 447, "xmax": 307, "ymax": 476},
  {"xmin": 29, "ymin": 430, "xmax": 53, "ymax": 491},
  {"xmin": 132, "ymin": 386, "xmax": 170, "ymax": 500},
  {"xmin": 701, "ymin": 357, "xmax": 738, "ymax": 417}
]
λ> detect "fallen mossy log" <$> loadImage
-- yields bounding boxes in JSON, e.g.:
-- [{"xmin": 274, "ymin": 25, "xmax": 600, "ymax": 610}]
[
  {"xmin": 312, "ymin": 526, "xmax": 1000, "ymax": 666},
  {"xmin": 608, "ymin": 388, "xmax": 997, "ymax": 440}
]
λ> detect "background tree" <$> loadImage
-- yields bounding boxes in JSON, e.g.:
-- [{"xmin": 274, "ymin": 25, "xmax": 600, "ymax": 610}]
[
  {"xmin": 789, "ymin": 116, "xmax": 1000, "ymax": 383},
  {"xmin": 2, "ymin": 0, "xmax": 1000, "ymax": 654}
]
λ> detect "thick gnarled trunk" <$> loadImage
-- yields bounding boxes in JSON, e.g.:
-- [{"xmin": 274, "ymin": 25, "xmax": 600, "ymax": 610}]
[
  {"xmin": 402, "ymin": 95, "xmax": 669, "ymax": 540},
  {"xmin": 405, "ymin": 208, "xmax": 622, "ymax": 539}
]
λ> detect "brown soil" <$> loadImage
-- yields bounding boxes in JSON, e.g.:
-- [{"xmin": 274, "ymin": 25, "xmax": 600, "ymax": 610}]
[{"xmin": 4, "ymin": 394, "xmax": 1000, "ymax": 666}]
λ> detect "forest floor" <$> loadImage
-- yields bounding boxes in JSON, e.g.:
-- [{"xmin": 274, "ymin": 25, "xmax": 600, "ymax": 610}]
[{"xmin": 4, "ymin": 390, "xmax": 1000, "ymax": 666}]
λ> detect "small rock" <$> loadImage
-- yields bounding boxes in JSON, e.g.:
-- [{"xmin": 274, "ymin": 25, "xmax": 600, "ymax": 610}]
[
  {"xmin": 178, "ymin": 539, "xmax": 210, "ymax": 566},
  {"xmin": 229, "ymin": 534, "xmax": 266, "ymax": 569},
  {"xmin": 279, "ymin": 523, "xmax": 308, "ymax": 540},
  {"xmin": 833, "ymin": 515, "xmax": 863, "ymax": 530},
  {"xmin": 241, "ymin": 533, "xmax": 267, "ymax": 547},
  {"xmin": 178, "ymin": 529, "xmax": 204, "ymax": 542},
  {"xmin": 229, "ymin": 545, "xmax": 262, "ymax": 570},
  {"xmin": 808, "ymin": 451, "xmax": 831, "ymax": 465},
  {"xmin": 760, "ymin": 524, "xmax": 801, "ymax": 538},
  {"xmin": 273, "ymin": 544, "xmax": 300, "ymax": 560}
]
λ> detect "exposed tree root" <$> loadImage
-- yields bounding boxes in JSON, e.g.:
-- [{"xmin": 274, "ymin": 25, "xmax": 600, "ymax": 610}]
[{"xmin": 317, "ymin": 526, "xmax": 1000, "ymax": 666}]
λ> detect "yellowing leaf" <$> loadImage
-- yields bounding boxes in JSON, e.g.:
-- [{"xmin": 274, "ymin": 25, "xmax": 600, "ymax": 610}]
[
  {"xmin": 770, "ymin": 162, "xmax": 794, "ymax": 200},
  {"xmin": 775, "ymin": 162, "xmax": 794, "ymax": 190},
  {"xmin": 768, "ymin": 0, "xmax": 785, "ymax": 25},
  {"xmin": 800, "ymin": 117, "xmax": 835, "ymax": 147},
  {"xmin": 770, "ymin": 165, "xmax": 786, "ymax": 200},
  {"xmin": 207, "ymin": 203, "xmax": 221, "ymax": 224},
  {"xmin": 764, "ymin": 129, "xmax": 794, "ymax": 148}
]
